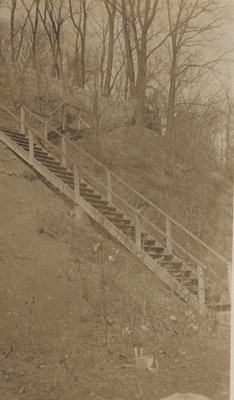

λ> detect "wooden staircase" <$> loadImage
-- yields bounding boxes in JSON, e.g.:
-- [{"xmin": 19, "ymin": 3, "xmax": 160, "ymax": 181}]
[{"xmin": 0, "ymin": 103, "xmax": 231, "ymax": 317}]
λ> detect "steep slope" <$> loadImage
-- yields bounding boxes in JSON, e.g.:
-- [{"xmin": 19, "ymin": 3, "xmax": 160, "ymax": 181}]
[
  {"xmin": 0, "ymin": 119, "xmax": 230, "ymax": 313},
  {"xmin": 0, "ymin": 142, "xmax": 230, "ymax": 400},
  {"xmin": 80, "ymin": 125, "xmax": 232, "ymax": 260}
]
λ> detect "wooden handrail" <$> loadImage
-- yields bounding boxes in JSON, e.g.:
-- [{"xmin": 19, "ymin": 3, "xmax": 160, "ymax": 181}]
[
  {"xmin": 24, "ymin": 104, "xmax": 230, "ymax": 266},
  {"xmin": 23, "ymin": 106, "xmax": 230, "ymax": 293},
  {"xmin": 0, "ymin": 102, "xmax": 229, "ymax": 297},
  {"xmin": 0, "ymin": 101, "xmax": 230, "ymax": 283},
  {"xmin": 25, "ymin": 120, "xmax": 226, "ymax": 290},
  {"xmin": 28, "ymin": 127, "xmax": 229, "ymax": 294}
]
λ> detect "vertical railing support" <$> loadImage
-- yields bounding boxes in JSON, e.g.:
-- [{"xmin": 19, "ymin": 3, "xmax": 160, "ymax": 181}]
[
  {"xmin": 228, "ymin": 263, "xmax": 232, "ymax": 302},
  {"xmin": 28, "ymin": 130, "xmax": 34, "ymax": 165},
  {"xmin": 107, "ymin": 170, "xmax": 112, "ymax": 203},
  {"xmin": 44, "ymin": 118, "xmax": 48, "ymax": 140},
  {"xmin": 135, "ymin": 212, "xmax": 141, "ymax": 250},
  {"xmin": 166, "ymin": 216, "xmax": 172, "ymax": 253},
  {"xmin": 77, "ymin": 109, "xmax": 81, "ymax": 131},
  {"xmin": 62, "ymin": 104, "xmax": 66, "ymax": 131},
  {"xmin": 74, "ymin": 164, "xmax": 80, "ymax": 205},
  {"xmin": 197, "ymin": 265, "xmax": 206, "ymax": 315},
  {"xmin": 61, "ymin": 136, "xmax": 67, "ymax": 167},
  {"xmin": 20, "ymin": 107, "xmax": 25, "ymax": 134}
]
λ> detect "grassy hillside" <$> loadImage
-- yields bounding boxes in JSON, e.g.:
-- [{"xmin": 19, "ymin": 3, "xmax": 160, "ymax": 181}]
[
  {"xmin": 0, "ymin": 65, "xmax": 232, "ymax": 259},
  {"xmin": 0, "ymin": 139, "xmax": 230, "ymax": 399},
  {"xmin": 79, "ymin": 124, "xmax": 232, "ymax": 259}
]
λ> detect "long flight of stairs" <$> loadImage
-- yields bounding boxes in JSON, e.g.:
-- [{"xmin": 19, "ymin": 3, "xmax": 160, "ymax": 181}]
[{"xmin": 0, "ymin": 126, "xmax": 230, "ymax": 315}]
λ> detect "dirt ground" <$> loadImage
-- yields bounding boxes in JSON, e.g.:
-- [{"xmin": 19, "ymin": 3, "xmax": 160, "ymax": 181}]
[{"xmin": 0, "ymin": 143, "xmax": 230, "ymax": 400}]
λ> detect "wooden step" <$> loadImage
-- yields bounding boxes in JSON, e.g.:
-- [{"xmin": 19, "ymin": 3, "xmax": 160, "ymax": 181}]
[
  {"xmin": 9, "ymin": 137, "xmax": 29, "ymax": 145},
  {"xmin": 174, "ymin": 270, "xmax": 192, "ymax": 279},
  {"xmin": 37, "ymin": 159, "xmax": 68, "ymax": 169},
  {"xmin": 143, "ymin": 239, "xmax": 156, "ymax": 246},
  {"xmin": 115, "ymin": 218, "xmax": 131, "ymax": 226},
  {"xmin": 16, "ymin": 144, "xmax": 57, "ymax": 162},
  {"xmin": 1, "ymin": 126, "xmax": 228, "ymax": 314},
  {"xmin": 116, "ymin": 228, "xmax": 133, "ymax": 234},
  {"xmin": 49, "ymin": 168, "xmax": 73, "ymax": 177},
  {"xmin": 167, "ymin": 262, "xmax": 183, "ymax": 271},
  {"xmin": 34, "ymin": 153, "xmax": 60, "ymax": 162},
  {"xmin": 103, "ymin": 212, "xmax": 124, "ymax": 219},
  {"xmin": 183, "ymin": 278, "xmax": 198, "ymax": 287},
  {"xmin": 80, "ymin": 183, "xmax": 88, "ymax": 189},
  {"xmin": 5, "ymin": 131, "xmax": 28, "ymax": 139},
  {"xmin": 148, "ymin": 252, "xmax": 166, "ymax": 260},
  {"xmin": 143, "ymin": 244, "xmax": 164, "ymax": 253},
  {"xmin": 87, "ymin": 199, "xmax": 109, "ymax": 206},
  {"xmin": 57, "ymin": 175, "xmax": 74, "ymax": 183},
  {"xmin": 95, "ymin": 205, "xmax": 116, "ymax": 213},
  {"xmin": 19, "ymin": 144, "xmax": 50, "ymax": 156},
  {"xmin": 82, "ymin": 193, "xmax": 102, "ymax": 200},
  {"xmin": 80, "ymin": 187, "xmax": 95, "ymax": 194}
]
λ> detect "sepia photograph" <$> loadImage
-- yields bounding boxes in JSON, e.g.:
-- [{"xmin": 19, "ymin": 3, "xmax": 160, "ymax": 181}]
[{"xmin": 0, "ymin": 1, "xmax": 233, "ymax": 399}]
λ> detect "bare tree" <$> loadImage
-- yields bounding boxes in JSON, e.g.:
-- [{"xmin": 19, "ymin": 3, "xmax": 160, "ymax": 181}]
[
  {"xmin": 0, "ymin": 15, "xmax": 7, "ymax": 65},
  {"xmin": 99, "ymin": 21, "xmax": 109, "ymax": 93},
  {"xmin": 10, "ymin": 0, "xmax": 17, "ymax": 62},
  {"xmin": 128, "ymin": 0, "xmax": 160, "ymax": 124},
  {"xmin": 165, "ymin": 0, "xmax": 222, "ymax": 146},
  {"xmin": 89, "ymin": 12, "xmax": 108, "ymax": 92},
  {"xmin": 21, "ymin": 0, "xmax": 40, "ymax": 69},
  {"xmin": 68, "ymin": 0, "xmax": 88, "ymax": 88},
  {"xmin": 120, "ymin": 0, "xmax": 135, "ymax": 98},
  {"xmin": 9, "ymin": 0, "xmax": 31, "ymax": 63},
  {"xmin": 103, "ymin": 0, "xmax": 117, "ymax": 97},
  {"xmin": 38, "ymin": 0, "xmax": 68, "ymax": 78},
  {"xmin": 224, "ymin": 88, "xmax": 234, "ymax": 174}
]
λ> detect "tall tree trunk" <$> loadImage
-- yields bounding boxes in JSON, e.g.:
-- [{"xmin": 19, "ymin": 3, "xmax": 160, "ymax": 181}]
[
  {"xmin": 100, "ymin": 39, "xmax": 106, "ymax": 92},
  {"xmin": 79, "ymin": 35, "xmax": 86, "ymax": 88},
  {"xmin": 79, "ymin": 1, "xmax": 87, "ymax": 88},
  {"xmin": 135, "ymin": 33, "xmax": 147, "ymax": 125},
  {"xmin": 52, "ymin": 48, "xmax": 60, "ymax": 79},
  {"xmin": 166, "ymin": 60, "xmax": 177, "ymax": 171},
  {"xmin": 69, "ymin": 0, "xmax": 87, "ymax": 89},
  {"xmin": 10, "ymin": 0, "xmax": 17, "ymax": 63},
  {"xmin": 166, "ymin": 61, "xmax": 176, "ymax": 141},
  {"xmin": 74, "ymin": 33, "xmax": 80, "ymax": 85},
  {"xmin": 166, "ymin": 35, "xmax": 177, "ymax": 165},
  {"xmin": 121, "ymin": 0, "xmax": 135, "ymax": 98},
  {"xmin": 0, "ymin": 27, "xmax": 5, "ymax": 65},
  {"xmin": 31, "ymin": 3, "xmax": 39, "ymax": 70},
  {"xmin": 124, "ymin": 73, "xmax": 129, "ymax": 100},
  {"xmin": 225, "ymin": 90, "xmax": 234, "ymax": 175},
  {"xmin": 103, "ymin": 0, "xmax": 116, "ymax": 98},
  {"xmin": 103, "ymin": 18, "xmax": 115, "ymax": 97}
]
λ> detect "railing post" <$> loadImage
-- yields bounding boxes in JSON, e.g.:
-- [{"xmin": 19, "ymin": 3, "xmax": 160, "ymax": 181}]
[
  {"xmin": 20, "ymin": 107, "xmax": 25, "ymax": 134},
  {"xmin": 74, "ymin": 164, "xmax": 80, "ymax": 205},
  {"xmin": 77, "ymin": 109, "xmax": 81, "ymax": 130},
  {"xmin": 197, "ymin": 265, "xmax": 206, "ymax": 315},
  {"xmin": 28, "ymin": 130, "xmax": 34, "ymax": 165},
  {"xmin": 107, "ymin": 170, "xmax": 112, "ymax": 203},
  {"xmin": 44, "ymin": 118, "xmax": 48, "ymax": 139},
  {"xmin": 62, "ymin": 104, "xmax": 66, "ymax": 131},
  {"xmin": 135, "ymin": 212, "xmax": 141, "ymax": 250},
  {"xmin": 166, "ymin": 216, "xmax": 172, "ymax": 253},
  {"xmin": 61, "ymin": 136, "xmax": 67, "ymax": 167},
  {"xmin": 228, "ymin": 263, "xmax": 232, "ymax": 302}
]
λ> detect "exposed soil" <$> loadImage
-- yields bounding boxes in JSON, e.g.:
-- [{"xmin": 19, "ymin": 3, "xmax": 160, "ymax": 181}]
[{"xmin": 0, "ymin": 142, "xmax": 230, "ymax": 400}]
